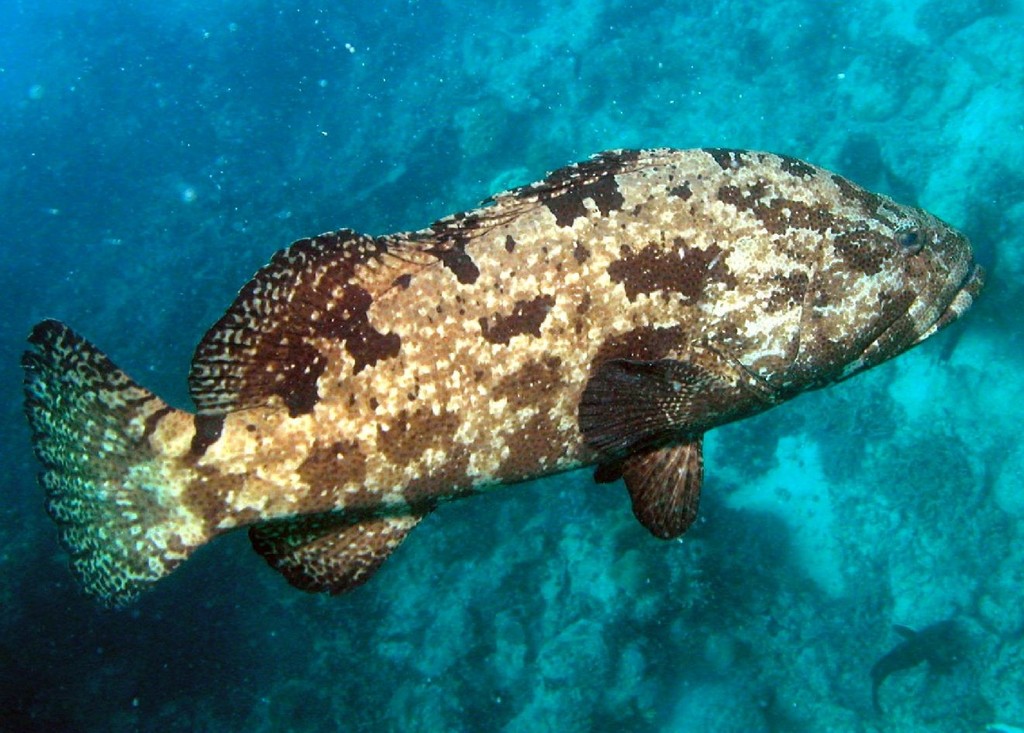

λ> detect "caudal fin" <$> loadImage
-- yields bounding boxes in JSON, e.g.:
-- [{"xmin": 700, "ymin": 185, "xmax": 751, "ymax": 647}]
[{"xmin": 22, "ymin": 320, "xmax": 208, "ymax": 607}]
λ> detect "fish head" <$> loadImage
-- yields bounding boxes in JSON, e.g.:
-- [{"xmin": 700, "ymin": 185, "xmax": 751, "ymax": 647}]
[
  {"xmin": 816, "ymin": 194, "xmax": 984, "ymax": 385},
  {"xmin": 738, "ymin": 176, "xmax": 985, "ymax": 395}
]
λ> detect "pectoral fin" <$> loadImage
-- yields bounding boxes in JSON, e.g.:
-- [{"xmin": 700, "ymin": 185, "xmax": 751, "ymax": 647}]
[
  {"xmin": 578, "ymin": 358, "xmax": 724, "ymax": 454},
  {"xmin": 579, "ymin": 351, "xmax": 773, "ymax": 540}
]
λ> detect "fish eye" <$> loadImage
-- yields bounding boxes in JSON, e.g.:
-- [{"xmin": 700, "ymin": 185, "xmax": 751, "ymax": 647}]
[{"xmin": 897, "ymin": 229, "xmax": 923, "ymax": 255}]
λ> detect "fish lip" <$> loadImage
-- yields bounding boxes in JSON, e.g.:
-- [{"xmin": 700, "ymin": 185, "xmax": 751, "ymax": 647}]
[
  {"xmin": 912, "ymin": 261, "xmax": 985, "ymax": 345},
  {"xmin": 958, "ymin": 261, "xmax": 985, "ymax": 302},
  {"xmin": 840, "ymin": 261, "xmax": 984, "ymax": 381}
]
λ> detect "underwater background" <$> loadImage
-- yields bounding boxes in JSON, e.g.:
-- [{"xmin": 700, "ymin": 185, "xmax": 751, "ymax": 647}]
[{"xmin": 1, "ymin": 0, "xmax": 1022, "ymax": 731}]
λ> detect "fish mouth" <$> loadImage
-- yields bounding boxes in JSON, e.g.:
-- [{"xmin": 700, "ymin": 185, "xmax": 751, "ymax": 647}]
[
  {"xmin": 911, "ymin": 261, "xmax": 985, "ymax": 346},
  {"xmin": 838, "ymin": 260, "xmax": 984, "ymax": 382}
]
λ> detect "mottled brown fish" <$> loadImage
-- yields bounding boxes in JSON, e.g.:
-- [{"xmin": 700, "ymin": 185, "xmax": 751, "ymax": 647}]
[{"xmin": 22, "ymin": 148, "xmax": 982, "ymax": 607}]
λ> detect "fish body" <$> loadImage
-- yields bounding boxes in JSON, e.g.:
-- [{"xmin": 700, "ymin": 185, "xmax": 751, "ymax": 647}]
[
  {"xmin": 22, "ymin": 148, "xmax": 982, "ymax": 606},
  {"xmin": 871, "ymin": 620, "xmax": 967, "ymax": 713}
]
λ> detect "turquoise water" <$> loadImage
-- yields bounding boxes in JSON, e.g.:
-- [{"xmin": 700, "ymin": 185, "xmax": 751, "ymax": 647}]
[{"xmin": 2, "ymin": 1, "xmax": 1022, "ymax": 731}]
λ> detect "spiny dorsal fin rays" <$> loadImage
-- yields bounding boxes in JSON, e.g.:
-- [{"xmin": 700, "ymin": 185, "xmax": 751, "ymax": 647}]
[
  {"xmin": 188, "ymin": 230, "xmax": 437, "ymax": 417},
  {"xmin": 186, "ymin": 205, "xmax": 535, "ymax": 419}
]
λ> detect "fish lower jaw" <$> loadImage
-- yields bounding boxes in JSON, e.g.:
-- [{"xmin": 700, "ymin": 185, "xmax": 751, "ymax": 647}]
[{"xmin": 913, "ymin": 262, "xmax": 984, "ymax": 346}]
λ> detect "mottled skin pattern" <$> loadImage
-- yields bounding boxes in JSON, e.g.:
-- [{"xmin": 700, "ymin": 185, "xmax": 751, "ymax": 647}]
[{"xmin": 22, "ymin": 148, "xmax": 983, "ymax": 606}]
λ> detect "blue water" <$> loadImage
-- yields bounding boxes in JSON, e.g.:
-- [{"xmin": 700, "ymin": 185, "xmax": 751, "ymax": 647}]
[{"xmin": 2, "ymin": 1, "xmax": 1022, "ymax": 731}]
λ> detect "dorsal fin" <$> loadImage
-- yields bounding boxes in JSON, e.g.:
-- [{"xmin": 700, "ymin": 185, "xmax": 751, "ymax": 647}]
[
  {"xmin": 189, "ymin": 229, "xmax": 436, "ymax": 416},
  {"xmin": 493, "ymin": 150, "xmax": 646, "ymax": 227},
  {"xmin": 248, "ymin": 511, "xmax": 425, "ymax": 594}
]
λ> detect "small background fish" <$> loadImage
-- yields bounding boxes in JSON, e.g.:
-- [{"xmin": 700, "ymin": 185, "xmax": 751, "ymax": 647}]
[{"xmin": 871, "ymin": 620, "xmax": 968, "ymax": 715}]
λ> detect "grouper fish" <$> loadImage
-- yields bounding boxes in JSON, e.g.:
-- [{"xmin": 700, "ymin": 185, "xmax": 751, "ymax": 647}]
[{"xmin": 22, "ymin": 148, "xmax": 983, "ymax": 607}]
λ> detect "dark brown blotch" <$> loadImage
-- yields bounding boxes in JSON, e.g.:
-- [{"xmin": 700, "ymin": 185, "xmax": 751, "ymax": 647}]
[
  {"xmin": 498, "ymin": 409, "xmax": 572, "ymax": 481},
  {"xmin": 833, "ymin": 229, "xmax": 887, "ymax": 275},
  {"xmin": 428, "ymin": 214, "xmax": 483, "ymax": 285},
  {"xmin": 182, "ymin": 465, "xmax": 246, "ymax": 534},
  {"xmin": 573, "ymin": 241, "xmax": 591, "ymax": 263},
  {"xmin": 574, "ymin": 291, "xmax": 592, "ymax": 334},
  {"xmin": 594, "ymin": 325, "xmax": 687, "ymax": 366},
  {"xmin": 607, "ymin": 240, "xmax": 736, "ymax": 302},
  {"xmin": 142, "ymin": 405, "xmax": 174, "ymax": 442},
  {"xmin": 544, "ymin": 174, "xmax": 625, "ymax": 227},
  {"xmin": 267, "ymin": 279, "xmax": 401, "ymax": 416},
  {"xmin": 494, "ymin": 356, "xmax": 563, "ymax": 410},
  {"xmin": 276, "ymin": 239, "xmax": 397, "ymax": 399},
  {"xmin": 778, "ymin": 155, "xmax": 817, "ymax": 179},
  {"xmin": 528, "ymin": 151, "xmax": 641, "ymax": 228},
  {"xmin": 377, "ymin": 407, "xmax": 461, "ymax": 468},
  {"xmin": 402, "ymin": 446, "xmax": 472, "ymax": 508},
  {"xmin": 321, "ymin": 283, "xmax": 402, "ymax": 376},
  {"xmin": 191, "ymin": 231, "xmax": 404, "ymax": 418},
  {"xmin": 505, "ymin": 235, "xmax": 517, "ymax": 253},
  {"xmin": 717, "ymin": 183, "xmax": 836, "ymax": 235},
  {"xmin": 831, "ymin": 173, "xmax": 886, "ymax": 215},
  {"xmin": 268, "ymin": 343, "xmax": 325, "ymax": 417},
  {"xmin": 479, "ymin": 294, "xmax": 555, "ymax": 345},
  {"xmin": 705, "ymin": 148, "xmax": 748, "ymax": 171},
  {"xmin": 767, "ymin": 271, "xmax": 810, "ymax": 310},
  {"xmin": 493, "ymin": 356, "xmax": 567, "ymax": 484},
  {"xmin": 190, "ymin": 414, "xmax": 224, "ymax": 456},
  {"xmin": 189, "ymin": 230, "xmax": 403, "ymax": 417},
  {"xmin": 428, "ymin": 242, "xmax": 480, "ymax": 285},
  {"xmin": 668, "ymin": 182, "xmax": 693, "ymax": 200},
  {"xmin": 297, "ymin": 440, "xmax": 369, "ymax": 509}
]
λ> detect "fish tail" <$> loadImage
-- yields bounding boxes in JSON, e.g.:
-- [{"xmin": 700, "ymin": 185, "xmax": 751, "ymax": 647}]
[{"xmin": 22, "ymin": 320, "xmax": 208, "ymax": 607}]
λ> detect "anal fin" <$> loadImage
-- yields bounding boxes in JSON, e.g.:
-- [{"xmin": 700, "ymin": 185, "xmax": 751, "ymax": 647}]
[
  {"xmin": 249, "ymin": 511, "xmax": 426, "ymax": 594},
  {"xmin": 614, "ymin": 439, "xmax": 704, "ymax": 539}
]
